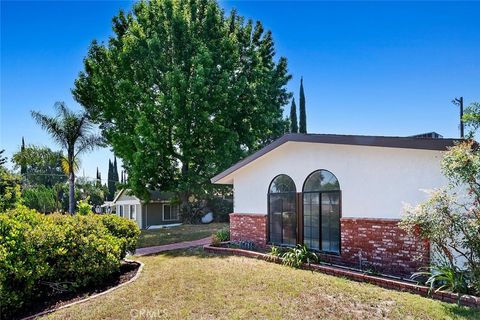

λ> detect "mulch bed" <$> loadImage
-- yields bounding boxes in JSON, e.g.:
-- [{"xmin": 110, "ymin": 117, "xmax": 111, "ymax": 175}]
[{"xmin": 14, "ymin": 260, "xmax": 140, "ymax": 320}]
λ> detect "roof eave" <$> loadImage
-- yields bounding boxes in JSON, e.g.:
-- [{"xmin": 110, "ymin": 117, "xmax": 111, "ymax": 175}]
[{"xmin": 210, "ymin": 133, "xmax": 460, "ymax": 184}]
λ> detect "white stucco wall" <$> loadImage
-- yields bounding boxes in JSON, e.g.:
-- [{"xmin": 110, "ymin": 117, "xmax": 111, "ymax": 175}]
[
  {"xmin": 227, "ymin": 141, "xmax": 447, "ymax": 219},
  {"xmin": 115, "ymin": 193, "xmax": 142, "ymax": 229}
]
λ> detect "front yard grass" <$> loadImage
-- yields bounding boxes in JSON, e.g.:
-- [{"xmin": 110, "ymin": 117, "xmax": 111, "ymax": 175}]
[
  {"xmin": 136, "ymin": 222, "xmax": 228, "ymax": 248},
  {"xmin": 44, "ymin": 248, "xmax": 479, "ymax": 320}
]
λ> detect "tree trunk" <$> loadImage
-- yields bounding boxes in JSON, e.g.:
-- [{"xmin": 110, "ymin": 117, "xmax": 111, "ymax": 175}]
[
  {"xmin": 179, "ymin": 161, "xmax": 191, "ymax": 222},
  {"xmin": 68, "ymin": 165, "xmax": 75, "ymax": 214}
]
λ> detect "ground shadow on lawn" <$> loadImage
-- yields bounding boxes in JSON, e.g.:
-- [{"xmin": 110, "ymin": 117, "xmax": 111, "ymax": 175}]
[
  {"xmin": 135, "ymin": 246, "xmax": 228, "ymax": 259},
  {"xmin": 442, "ymin": 304, "xmax": 480, "ymax": 319}
]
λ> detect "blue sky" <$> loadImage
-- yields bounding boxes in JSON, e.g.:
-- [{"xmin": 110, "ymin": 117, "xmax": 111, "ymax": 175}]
[{"xmin": 1, "ymin": 1, "xmax": 479, "ymax": 181}]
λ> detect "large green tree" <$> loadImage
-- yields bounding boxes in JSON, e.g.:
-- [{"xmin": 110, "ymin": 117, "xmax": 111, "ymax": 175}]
[
  {"xmin": 12, "ymin": 145, "xmax": 66, "ymax": 187},
  {"xmin": 0, "ymin": 150, "xmax": 7, "ymax": 167},
  {"xmin": 73, "ymin": 0, "xmax": 291, "ymax": 212},
  {"xmin": 31, "ymin": 102, "xmax": 103, "ymax": 213},
  {"xmin": 0, "ymin": 153, "xmax": 22, "ymax": 212}
]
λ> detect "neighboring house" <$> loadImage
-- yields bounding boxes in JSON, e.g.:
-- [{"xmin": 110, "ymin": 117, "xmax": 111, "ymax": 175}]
[
  {"xmin": 211, "ymin": 132, "xmax": 458, "ymax": 277},
  {"xmin": 112, "ymin": 189, "xmax": 180, "ymax": 229}
]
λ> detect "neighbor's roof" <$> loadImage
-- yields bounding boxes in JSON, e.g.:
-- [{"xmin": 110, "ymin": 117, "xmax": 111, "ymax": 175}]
[
  {"xmin": 112, "ymin": 189, "xmax": 174, "ymax": 203},
  {"xmin": 211, "ymin": 133, "xmax": 459, "ymax": 184}
]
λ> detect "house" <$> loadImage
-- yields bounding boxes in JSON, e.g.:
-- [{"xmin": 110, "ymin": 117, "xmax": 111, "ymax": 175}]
[
  {"xmin": 211, "ymin": 132, "xmax": 458, "ymax": 277},
  {"xmin": 112, "ymin": 189, "xmax": 180, "ymax": 229}
]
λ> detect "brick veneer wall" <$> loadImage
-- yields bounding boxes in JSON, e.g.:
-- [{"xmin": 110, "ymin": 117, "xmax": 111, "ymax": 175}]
[
  {"xmin": 229, "ymin": 213, "xmax": 267, "ymax": 247},
  {"xmin": 230, "ymin": 214, "xmax": 429, "ymax": 277},
  {"xmin": 335, "ymin": 218, "xmax": 430, "ymax": 277}
]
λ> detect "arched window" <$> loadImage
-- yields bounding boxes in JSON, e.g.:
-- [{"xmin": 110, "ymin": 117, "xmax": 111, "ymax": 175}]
[
  {"xmin": 268, "ymin": 174, "xmax": 297, "ymax": 246},
  {"xmin": 303, "ymin": 170, "xmax": 341, "ymax": 253}
]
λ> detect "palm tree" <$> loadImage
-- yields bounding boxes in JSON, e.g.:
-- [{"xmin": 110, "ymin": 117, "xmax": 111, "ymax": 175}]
[{"xmin": 32, "ymin": 102, "xmax": 103, "ymax": 213}]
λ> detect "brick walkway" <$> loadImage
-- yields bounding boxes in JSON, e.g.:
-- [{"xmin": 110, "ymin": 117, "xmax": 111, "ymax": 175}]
[{"xmin": 133, "ymin": 236, "xmax": 212, "ymax": 256}]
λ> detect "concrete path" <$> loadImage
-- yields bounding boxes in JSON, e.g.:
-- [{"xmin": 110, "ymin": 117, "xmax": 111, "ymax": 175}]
[{"xmin": 133, "ymin": 236, "xmax": 212, "ymax": 256}]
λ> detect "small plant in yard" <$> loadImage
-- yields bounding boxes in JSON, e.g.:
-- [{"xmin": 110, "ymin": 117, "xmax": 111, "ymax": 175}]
[
  {"xmin": 211, "ymin": 234, "xmax": 221, "ymax": 247},
  {"xmin": 215, "ymin": 228, "xmax": 230, "ymax": 242},
  {"xmin": 267, "ymin": 245, "xmax": 284, "ymax": 262},
  {"xmin": 269, "ymin": 245, "xmax": 282, "ymax": 257},
  {"xmin": 412, "ymin": 261, "xmax": 471, "ymax": 296},
  {"xmin": 281, "ymin": 244, "xmax": 319, "ymax": 268}
]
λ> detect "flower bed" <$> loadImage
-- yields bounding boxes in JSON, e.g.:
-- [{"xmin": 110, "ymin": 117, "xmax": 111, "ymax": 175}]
[{"xmin": 204, "ymin": 244, "xmax": 480, "ymax": 309}]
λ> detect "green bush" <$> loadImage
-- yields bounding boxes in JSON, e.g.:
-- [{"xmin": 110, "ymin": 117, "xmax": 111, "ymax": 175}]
[
  {"xmin": 211, "ymin": 234, "xmax": 221, "ymax": 247},
  {"xmin": 0, "ymin": 206, "xmax": 140, "ymax": 318},
  {"xmin": 97, "ymin": 214, "xmax": 140, "ymax": 256},
  {"xmin": 215, "ymin": 228, "xmax": 230, "ymax": 242},
  {"xmin": 77, "ymin": 196, "xmax": 92, "ymax": 215}
]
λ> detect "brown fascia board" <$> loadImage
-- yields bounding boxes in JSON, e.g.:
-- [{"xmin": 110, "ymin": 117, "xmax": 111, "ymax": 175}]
[{"xmin": 210, "ymin": 133, "xmax": 460, "ymax": 184}]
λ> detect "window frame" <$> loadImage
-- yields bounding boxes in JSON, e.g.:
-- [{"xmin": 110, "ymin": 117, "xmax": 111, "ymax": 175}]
[
  {"xmin": 129, "ymin": 204, "xmax": 136, "ymax": 220},
  {"xmin": 118, "ymin": 205, "xmax": 124, "ymax": 218},
  {"xmin": 162, "ymin": 203, "xmax": 179, "ymax": 221},
  {"xmin": 302, "ymin": 170, "xmax": 342, "ymax": 256},
  {"xmin": 267, "ymin": 174, "xmax": 297, "ymax": 247}
]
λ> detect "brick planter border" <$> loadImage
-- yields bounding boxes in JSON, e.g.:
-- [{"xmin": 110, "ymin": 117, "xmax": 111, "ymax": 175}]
[{"xmin": 204, "ymin": 245, "xmax": 480, "ymax": 309}]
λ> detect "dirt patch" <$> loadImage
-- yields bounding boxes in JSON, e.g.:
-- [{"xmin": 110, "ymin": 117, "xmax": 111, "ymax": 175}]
[{"xmin": 15, "ymin": 260, "xmax": 140, "ymax": 320}]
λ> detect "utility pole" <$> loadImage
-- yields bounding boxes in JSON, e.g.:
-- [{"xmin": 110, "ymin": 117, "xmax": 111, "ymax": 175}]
[{"xmin": 453, "ymin": 97, "xmax": 464, "ymax": 138}]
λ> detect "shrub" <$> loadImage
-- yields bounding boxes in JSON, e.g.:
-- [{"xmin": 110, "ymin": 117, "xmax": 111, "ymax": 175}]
[
  {"xmin": 77, "ymin": 196, "xmax": 92, "ymax": 215},
  {"xmin": 211, "ymin": 234, "xmax": 221, "ymax": 247},
  {"xmin": 215, "ymin": 228, "xmax": 230, "ymax": 242},
  {"xmin": 96, "ymin": 214, "xmax": 140, "ymax": 256},
  {"xmin": 0, "ymin": 206, "xmax": 45, "ymax": 315},
  {"xmin": 401, "ymin": 141, "xmax": 480, "ymax": 295},
  {"xmin": 0, "ymin": 206, "xmax": 140, "ymax": 318},
  {"xmin": 281, "ymin": 244, "xmax": 319, "ymax": 268}
]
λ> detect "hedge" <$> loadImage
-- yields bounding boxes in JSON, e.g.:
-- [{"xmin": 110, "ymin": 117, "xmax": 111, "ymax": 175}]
[{"xmin": 0, "ymin": 206, "xmax": 140, "ymax": 318}]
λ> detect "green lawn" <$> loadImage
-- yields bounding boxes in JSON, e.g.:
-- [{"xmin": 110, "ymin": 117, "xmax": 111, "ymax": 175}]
[
  {"xmin": 136, "ymin": 223, "xmax": 228, "ymax": 248},
  {"xmin": 44, "ymin": 248, "xmax": 479, "ymax": 320}
]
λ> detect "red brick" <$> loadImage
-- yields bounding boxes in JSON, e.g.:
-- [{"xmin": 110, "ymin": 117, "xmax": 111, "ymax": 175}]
[
  {"xmin": 335, "ymin": 218, "xmax": 429, "ymax": 277},
  {"xmin": 229, "ymin": 213, "xmax": 267, "ymax": 247}
]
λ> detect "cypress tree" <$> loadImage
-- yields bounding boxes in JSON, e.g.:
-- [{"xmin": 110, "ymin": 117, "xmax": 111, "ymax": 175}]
[
  {"xmin": 299, "ymin": 77, "xmax": 307, "ymax": 133},
  {"xmin": 289, "ymin": 98, "xmax": 298, "ymax": 133},
  {"xmin": 96, "ymin": 167, "xmax": 101, "ymax": 187},
  {"xmin": 20, "ymin": 137, "xmax": 27, "ymax": 176},
  {"xmin": 113, "ymin": 156, "xmax": 119, "ymax": 183},
  {"xmin": 107, "ymin": 159, "xmax": 114, "ymax": 200}
]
